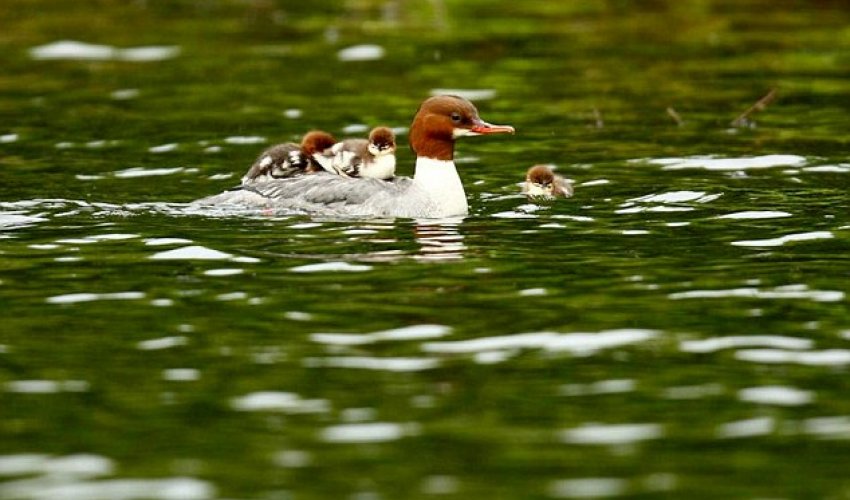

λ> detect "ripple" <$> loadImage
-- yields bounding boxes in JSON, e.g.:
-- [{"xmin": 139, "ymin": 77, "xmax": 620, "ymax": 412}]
[
  {"xmin": 310, "ymin": 324, "xmax": 451, "ymax": 346},
  {"xmin": 731, "ymin": 231, "xmax": 833, "ymax": 247},
  {"xmin": 735, "ymin": 349, "xmax": 850, "ymax": 366},
  {"xmin": 320, "ymin": 422, "xmax": 419, "ymax": 443},
  {"xmin": 1, "ymin": 133, "xmax": 19, "ymax": 143},
  {"xmin": 647, "ymin": 154, "xmax": 806, "ymax": 171},
  {"xmin": 629, "ymin": 191, "xmax": 721, "ymax": 204},
  {"xmin": 668, "ymin": 284, "xmax": 844, "ymax": 302},
  {"xmin": 430, "ymin": 88, "xmax": 496, "ymax": 101},
  {"xmin": 144, "ymin": 238, "xmax": 193, "ymax": 246},
  {"xmin": 230, "ymin": 391, "xmax": 330, "ymax": 414},
  {"xmin": 715, "ymin": 210, "xmax": 792, "ymax": 219},
  {"xmin": 0, "ymin": 476, "xmax": 214, "ymax": 500},
  {"xmin": 5, "ymin": 380, "xmax": 89, "ymax": 393},
  {"xmin": 149, "ymin": 245, "xmax": 233, "ymax": 260},
  {"xmin": 224, "ymin": 136, "xmax": 266, "ymax": 145},
  {"xmin": 548, "ymin": 477, "xmax": 628, "ymax": 498},
  {"xmin": 137, "ymin": 336, "xmax": 188, "ymax": 351},
  {"xmin": 115, "ymin": 166, "xmax": 183, "ymax": 177},
  {"xmin": 716, "ymin": 417, "xmax": 775, "ymax": 439},
  {"xmin": 304, "ymin": 356, "xmax": 439, "ymax": 372},
  {"xmin": 162, "ymin": 369, "xmax": 200, "ymax": 382},
  {"xmin": 738, "ymin": 385, "xmax": 814, "ymax": 406},
  {"xmin": 46, "ymin": 291, "xmax": 145, "ymax": 304},
  {"xmin": 0, "ymin": 212, "xmax": 47, "ymax": 229},
  {"xmin": 290, "ymin": 262, "xmax": 372, "ymax": 273},
  {"xmin": 422, "ymin": 329, "xmax": 658, "ymax": 357},
  {"xmin": 560, "ymin": 423, "xmax": 663, "ymax": 445},
  {"xmin": 0, "ymin": 453, "xmax": 113, "ymax": 478},
  {"xmin": 29, "ymin": 40, "xmax": 180, "ymax": 62},
  {"xmin": 680, "ymin": 335, "xmax": 813, "ymax": 353},
  {"xmin": 337, "ymin": 44, "xmax": 385, "ymax": 61},
  {"xmin": 803, "ymin": 416, "xmax": 850, "ymax": 439}
]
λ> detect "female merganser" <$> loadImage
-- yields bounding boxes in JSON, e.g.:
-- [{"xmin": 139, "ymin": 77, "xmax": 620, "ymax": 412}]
[
  {"xmin": 314, "ymin": 126, "xmax": 396, "ymax": 180},
  {"xmin": 522, "ymin": 165, "xmax": 573, "ymax": 199},
  {"xmin": 241, "ymin": 130, "xmax": 336, "ymax": 185},
  {"xmin": 195, "ymin": 95, "xmax": 514, "ymax": 218}
]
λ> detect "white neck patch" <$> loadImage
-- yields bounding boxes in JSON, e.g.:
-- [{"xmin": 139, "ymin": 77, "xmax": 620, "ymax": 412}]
[{"xmin": 413, "ymin": 157, "xmax": 468, "ymax": 217}]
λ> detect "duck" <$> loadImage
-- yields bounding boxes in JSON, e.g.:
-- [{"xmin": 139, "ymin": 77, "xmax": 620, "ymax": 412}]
[
  {"xmin": 522, "ymin": 164, "xmax": 573, "ymax": 199},
  {"xmin": 314, "ymin": 126, "xmax": 396, "ymax": 180},
  {"xmin": 241, "ymin": 130, "xmax": 337, "ymax": 185},
  {"xmin": 195, "ymin": 95, "xmax": 514, "ymax": 218}
]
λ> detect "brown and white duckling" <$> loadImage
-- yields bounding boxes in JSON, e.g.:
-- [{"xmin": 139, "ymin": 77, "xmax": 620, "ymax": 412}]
[
  {"xmin": 241, "ymin": 130, "xmax": 337, "ymax": 185},
  {"xmin": 314, "ymin": 126, "xmax": 396, "ymax": 180},
  {"xmin": 522, "ymin": 164, "xmax": 573, "ymax": 199}
]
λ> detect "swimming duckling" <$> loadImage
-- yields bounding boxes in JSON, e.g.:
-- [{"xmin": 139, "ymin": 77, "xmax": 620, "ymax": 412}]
[{"xmin": 522, "ymin": 164, "xmax": 573, "ymax": 199}]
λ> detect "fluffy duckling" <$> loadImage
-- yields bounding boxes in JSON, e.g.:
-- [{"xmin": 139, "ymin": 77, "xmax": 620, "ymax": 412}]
[
  {"xmin": 522, "ymin": 164, "xmax": 573, "ymax": 199},
  {"xmin": 314, "ymin": 126, "xmax": 396, "ymax": 180},
  {"xmin": 242, "ymin": 130, "xmax": 337, "ymax": 185}
]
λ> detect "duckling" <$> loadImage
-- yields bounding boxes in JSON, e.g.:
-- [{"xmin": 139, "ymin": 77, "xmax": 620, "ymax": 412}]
[
  {"xmin": 314, "ymin": 126, "xmax": 396, "ymax": 180},
  {"xmin": 522, "ymin": 164, "xmax": 573, "ymax": 199},
  {"xmin": 242, "ymin": 130, "xmax": 337, "ymax": 185}
]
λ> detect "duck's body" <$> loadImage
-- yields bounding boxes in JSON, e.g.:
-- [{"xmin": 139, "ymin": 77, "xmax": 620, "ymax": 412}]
[{"xmin": 196, "ymin": 95, "xmax": 514, "ymax": 218}]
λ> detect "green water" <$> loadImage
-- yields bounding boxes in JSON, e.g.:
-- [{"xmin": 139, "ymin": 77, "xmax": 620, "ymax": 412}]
[{"xmin": 2, "ymin": 1, "xmax": 850, "ymax": 498}]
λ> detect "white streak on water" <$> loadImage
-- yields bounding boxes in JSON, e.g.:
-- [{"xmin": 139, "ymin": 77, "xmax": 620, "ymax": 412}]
[
  {"xmin": 738, "ymin": 386, "xmax": 813, "ymax": 406},
  {"xmin": 230, "ymin": 391, "xmax": 329, "ymax": 414},
  {"xmin": 5, "ymin": 380, "xmax": 89, "ymax": 393},
  {"xmin": 548, "ymin": 477, "xmax": 628, "ymax": 498},
  {"xmin": 46, "ymin": 291, "xmax": 145, "ymax": 304},
  {"xmin": 144, "ymin": 238, "xmax": 193, "ymax": 246},
  {"xmin": 29, "ymin": 40, "xmax": 180, "ymax": 62},
  {"xmin": 115, "ymin": 166, "xmax": 183, "ymax": 177},
  {"xmin": 311, "ymin": 324, "xmax": 451, "ymax": 346},
  {"xmin": 716, "ymin": 417, "xmax": 775, "ymax": 439},
  {"xmin": 320, "ymin": 422, "xmax": 419, "ymax": 443},
  {"xmin": 149, "ymin": 246, "xmax": 233, "ymax": 260},
  {"xmin": 560, "ymin": 379, "xmax": 636, "ymax": 397},
  {"xmin": 579, "ymin": 179, "xmax": 610, "ymax": 187},
  {"xmin": 629, "ymin": 191, "xmax": 720, "ymax": 204},
  {"xmin": 337, "ymin": 44, "xmax": 385, "ymax": 61},
  {"xmin": 0, "ymin": 213, "xmax": 47, "ymax": 228},
  {"xmin": 162, "ymin": 369, "xmax": 200, "ymax": 382},
  {"xmin": 669, "ymin": 284, "xmax": 843, "ymax": 302},
  {"xmin": 290, "ymin": 262, "xmax": 372, "ymax": 273},
  {"xmin": 203, "ymin": 268, "xmax": 243, "ymax": 276},
  {"xmin": 715, "ymin": 210, "xmax": 792, "ymax": 219},
  {"xmin": 1, "ymin": 133, "xmax": 19, "ymax": 143},
  {"xmin": 735, "ymin": 349, "xmax": 850, "ymax": 366},
  {"xmin": 645, "ymin": 155, "xmax": 806, "ymax": 171},
  {"xmin": 224, "ymin": 136, "xmax": 266, "ymax": 145},
  {"xmin": 731, "ymin": 231, "xmax": 833, "ymax": 247},
  {"xmin": 0, "ymin": 454, "xmax": 113, "ymax": 478},
  {"xmin": 430, "ymin": 88, "xmax": 496, "ymax": 100},
  {"xmin": 803, "ymin": 416, "xmax": 850, "ymax": 439},
  {"xmin": 423, "ymin": 329, "xmax": 657, "ymax": 357},
  {"xmin": 0, "ymin": 476, "xmax": 214, "ymax": 500},
  {"xmin": 304, "ymin": 357, "xmax": 439, "ymax": 372},
  {"xmin": 147, "ymin": 144, "xmax": 180, "ymax": 154},
  {"xmin": 560, "ymin": 423, "xmax": 663, "ymax": 445},
  {"xmin": 802, "ymin": 164, "xmax": 850, "ymax": 173},
  {"xmin": 680, "ymin": 335, "xmax": 813, "ymax": 353},
  {"xmin": 137, "ymin": 336, "xmax": 188, "ymax": 351}
]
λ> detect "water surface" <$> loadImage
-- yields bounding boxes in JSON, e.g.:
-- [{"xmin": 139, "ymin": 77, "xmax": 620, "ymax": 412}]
[{"xmin": 2, "ymin": 1, "xmax": 850, "ymax": 498}]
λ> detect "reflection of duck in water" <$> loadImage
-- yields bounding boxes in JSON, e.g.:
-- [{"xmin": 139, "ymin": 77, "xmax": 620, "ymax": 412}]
[
  {"xmin": 522, "ymin": 165, "xmax": 573, "ymax": 199},
  {"xmin": 242, "ymin": 130, "xmax": 337, "ymax": 185},
  {"xmin": 314, "ymin": 126, "xmax": 396, "ymax": 180}
]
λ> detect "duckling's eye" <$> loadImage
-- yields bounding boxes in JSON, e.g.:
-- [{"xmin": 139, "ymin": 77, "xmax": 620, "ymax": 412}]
[{"xmin": 450, "ymin": 112, "xmax": 461, "ymax": 123}]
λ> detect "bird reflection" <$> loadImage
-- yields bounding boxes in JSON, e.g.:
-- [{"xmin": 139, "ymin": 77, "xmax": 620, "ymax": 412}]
[{"xmin": 413, "ymin": 218, "xmax": 465, "ymax": 261}]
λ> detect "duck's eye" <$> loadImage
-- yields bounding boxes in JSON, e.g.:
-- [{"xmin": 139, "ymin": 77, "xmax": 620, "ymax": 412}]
[{"xmin": 450, "ymin": 112, "xmax": 461, "ymax": 123}]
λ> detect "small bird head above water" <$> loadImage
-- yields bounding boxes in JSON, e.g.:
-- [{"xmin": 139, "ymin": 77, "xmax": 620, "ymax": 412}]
[
  {"xmin": 300, "ymin": 130, "xmax": 337, "ymax": 155},
  {"xmin": 367, "ymin": 126, "xmax": 396, "ymax": 157},
  {"xmin": 409, "ymin": 95, "xmax": 515, "ymax": 161},
  {"xmin": 524, "ymin": 164, "xmax": 573, "ymax": 199}
]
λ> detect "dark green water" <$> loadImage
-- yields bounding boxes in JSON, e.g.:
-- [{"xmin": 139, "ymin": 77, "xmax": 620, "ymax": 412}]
[{"xmin": 2, "ymin": 1, "xmax": 850, "ymax": 498}]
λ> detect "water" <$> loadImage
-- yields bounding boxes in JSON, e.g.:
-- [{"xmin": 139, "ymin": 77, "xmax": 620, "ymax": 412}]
[{"xmin": 2, "ymin": 0, "xmax": 850, "ymax": 498}]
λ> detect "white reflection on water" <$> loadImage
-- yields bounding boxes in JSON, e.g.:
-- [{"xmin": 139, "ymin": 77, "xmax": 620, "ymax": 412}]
[
  {"xmin": 337, "ymin": 44, "xmax": 385, "ymax": 61},
  {"xmin": 560, "ymin": 423, "xmax": 663, "ymax": 445},
  {"xmin": 46, "ymin": 291, "xmax": 145, "ymax": 304},
  {"xmin": 735, "ymin": 349, "xmax": 850, "ymax": 366},
  {"xmin": 731, "ymin": 230, "xmax": 833, "ymax": 247},
  {"xmin": 680, "ymin": 335, "xmax": 813, "ymax": 353},
  {"xmin": 137, "ymin": 336, "xmax": 188, "ymax": 351},
  {"xmin": 560, "ymin": 379, "xmax": 636, "ymax": 397},
  {"xmin": 644, "ymin": 154, "xmax": 806, "ymax": 171},
  {"xmin": 423, "ymin": 329, "xmax": 658, "ymax": 357},
  {"xmin": 230, "ymin": 391, "xmax": 330, "ymax": 414},
  {"xmin": 311, "ymin": 324, "xmax": 451, "ymax": 346},
  {"xmin": 320, "ymin": 422, "xmax": 419, "ymax": 443},
  {"xmin": 5, "ymin": 380, "xmax": 89, "ymax": 393},
  {"xmin": 802, "ymin": 416, "xmax": 850, "ymax": 439},
  {"xmin": 29, "ymin": 40, "xmax": 181, "ymax": 62},
  {"xmin": 0, "ymin": 212, "xmax": 48, "ymax": 229},
  {"xmin": 716, "ymin": 417, "xmax": 775, "ymax": 439},
  {"xmin": 149, "ymin": 245, "xmax": 259, "ymax": 263},
  {"xmin": 714, "ymin": 210, "xmax": 792, "ymax": 219},
  {"xmin": 289, "ymin": 261, "xmax": 373, "ymax": 273},
  {"xmin": 304, "ymin": 356, "xmax": 439, "ymax": 372},
  {"xmin": 0, "ymin": 476, "xmax": 213, "ymax": 500},
  {"xmin": 548, "ymin": 477, "xmax": 628, "ymax": 498},
  {"xmin": 668, "ymin": 284, "xmax": 844, "ymax": 302},
  {"xmin": 738, "ymin": 386, "xmax": 814, "ymax": 406},
  {"xmin": 414, "ymin": 219, "xmax": 466, "ymax": 261},
  {"xmin": 0, "ymin": 454, "xmax": 112, "ymax": 478}
]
